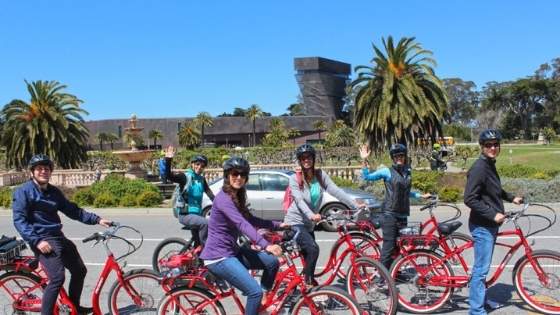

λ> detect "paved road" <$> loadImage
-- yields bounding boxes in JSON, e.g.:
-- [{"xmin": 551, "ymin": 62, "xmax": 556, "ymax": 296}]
[{"xmin": 1, "ymin": 204, "xmax": 558, "ymax": 314}]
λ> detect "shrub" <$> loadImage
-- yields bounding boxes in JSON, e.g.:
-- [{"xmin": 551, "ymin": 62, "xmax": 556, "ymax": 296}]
[
  {"xmin": 120, "ymin": 194, "xmax": 138, "ymax": 207},
  {"xmin": 331, "ymin": 176, "xmax": 359, "ymax": 190},
  {"xmin": 412, "ymin": 171, "xmax": 442, "ymax": 194},
  {"xmin": 502, "ymin": 176, "xmax": 560, "ymax": 203},
  {"xmin": 136, "ymin": 190, "xmax": 162, "ymax": 207},
  {"xmin": 438, "ymin": 187, "xmax": 462, "ymax": 202},
  {"xmin": 0, "ymin": 187, "xmax": 13, "ymax": 208},
  {"xmin": 72, "ymin": 188, "xmax": 95, "ymax": 206},
  {"xmin": 497, "ymin": 164, "xmax": 559, "ymax": 180},
  {"xmin": 93, "ymin": 192, "xmax": 118, "ymax": 208}
]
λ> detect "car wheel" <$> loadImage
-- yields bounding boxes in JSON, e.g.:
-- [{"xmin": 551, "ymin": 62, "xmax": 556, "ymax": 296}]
[
  {"xmin": 320, "ymin": 203, "xmax": 349, "ymax": 232},
  {"xmin": 202, "ymin": 206, "xmax": 212, "ymax": 219}
]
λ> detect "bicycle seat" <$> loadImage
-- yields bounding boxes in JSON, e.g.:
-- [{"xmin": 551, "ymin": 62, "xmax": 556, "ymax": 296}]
[{"xmin": 437, "ymin": 221, "xmax": 462, "ymax": 236}]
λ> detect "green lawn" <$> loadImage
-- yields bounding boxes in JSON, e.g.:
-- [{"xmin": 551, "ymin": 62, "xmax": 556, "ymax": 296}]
[{"xmin": 464, "ymin": 144, "xmax": 560, "ymax": 170}]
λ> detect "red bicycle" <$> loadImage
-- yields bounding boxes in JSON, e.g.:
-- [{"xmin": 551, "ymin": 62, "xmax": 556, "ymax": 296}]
[
  {"xmin": 390, "ymin": 201, "xmax": 560, "ymax": 314},
  {"xmin": 330, "ymin": 196, "xmax": 473, "ymax": 272},
  {"xmin": 0, "ymin": 223, "xmax": 162, "ymax": 314},
  {"xmin": 156, "ymin": 229, "xmax": 364, "ymax": 315}
]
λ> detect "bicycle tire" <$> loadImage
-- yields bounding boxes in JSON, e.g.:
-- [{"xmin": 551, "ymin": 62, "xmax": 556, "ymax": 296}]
[
  {"xmin": 107, "ymin": 268, "xmax": 162, "ymax": 315},
  {"xmin": 390, "ymin": 249, "xmax": 453, "ymax": 313},
  {"xmin": 0, "ymin": 271, "xmax": 44, "ymax": 314},
  {"xmin": 438, "ymin": 232, "xmax": 473, "ymax": 275},
  {"xmin": 513, "ymin": 249, "xmax": 560, "ymax": 315},
  {"xmin": 345, "ymin": 257, "xmax": 398, "ymax": 315},
  {"xmin": 290, "ymin": 286, "xmax": 362, "ymax": 314},
  {"xmin": 152, "ymin": 237, "xmax": 191, "ymax": 274},
  {"xmin": 157, "ymin": 286, "xmax": 226, "ymax": 315},
  {"xmin": 327, "ymin": 231, "xmax": 381, "ymax": 279}
]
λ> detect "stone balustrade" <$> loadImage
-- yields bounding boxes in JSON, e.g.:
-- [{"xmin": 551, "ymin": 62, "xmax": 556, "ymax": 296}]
[
  {"xmin": 1, "ymin": 165, "xmax": 362, "ymax": 188},
  {"xmin": 0, "ymin": 170, "xmax": 126, "ymax": 188}
]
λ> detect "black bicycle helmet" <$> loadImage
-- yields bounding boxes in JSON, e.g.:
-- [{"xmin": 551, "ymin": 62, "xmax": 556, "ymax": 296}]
[
  {"xmin": 479, "ymin": 129, "xmax": 502, "ymax": 144},
  {"xmin": 389, "ymin": 143, "xmax": 407, "ymax": 159},
  {"xmin": 223, "ymin": 157, "xmax": 250, "ymax": 177},
  {"xmin": 191, "ymin": 155, "xmax": 208, "ymax": 166},
  {"xmin": 296, "ymin": 144, "xmax": 316, "ymax": 160},
  {"xmin": 28, "ymin": 154, "xmax": 54, "ymax": 170}
]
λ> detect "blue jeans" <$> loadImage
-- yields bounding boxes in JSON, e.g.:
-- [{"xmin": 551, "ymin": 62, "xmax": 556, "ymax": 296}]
[
  {"xmin": 207, "ymin": 247, "xmax": 279, "ymax": 315},
  {"xmin": 469, "ymin": 223, "xmax": 498, "ymax": 315}
]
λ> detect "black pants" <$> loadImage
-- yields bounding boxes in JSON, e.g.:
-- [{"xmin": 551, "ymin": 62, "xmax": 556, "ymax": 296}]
[
  {"xmin": 380, "ymin": 213, "xmax": 408, "ymax": 270},
  {"xmin": 294, "ymin": 225, "xmax": 319, "ymax": 283},
  {"xmin": 33, "ymin": 237, "xmax": 88, "ymax": 315}
]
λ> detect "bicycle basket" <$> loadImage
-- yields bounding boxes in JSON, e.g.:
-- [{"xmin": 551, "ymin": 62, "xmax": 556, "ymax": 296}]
[
  {"xmin": 399, "ymin": 222, "xmax": 422, "ymax": 236},
  {"xmin": 0, "ymin": 239, "xmax": 27, "ymax": 265}
]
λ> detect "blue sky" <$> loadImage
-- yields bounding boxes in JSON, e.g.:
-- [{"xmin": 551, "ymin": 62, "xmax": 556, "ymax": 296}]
[{"xmin": 1, "ymin": 1, "xmax": 558, "ymax": 121}]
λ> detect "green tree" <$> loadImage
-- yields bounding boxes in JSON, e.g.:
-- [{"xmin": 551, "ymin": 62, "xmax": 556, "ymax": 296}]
[
  {"xmin": 194, "ymin": 112, "xmax": 214, "ymax": 146},
  {"xmin": 287, "ymin": 103, "xmax": 305, "ymax": 116},
  {"xmin": 96, "ymin": 132, "xmax": 109, "ymax": 151},
  {"xmin": 245, "ymin": 104, "xmax": 263, "ymax": 147},
  {"xmin": 0, "ymin": 80, "xmax": 89, "ymax": 169},
  {"xmin": 148, "ymin": 129, "xmax": 163, "ymax": 148},
  {"xmin": 106, "ymin": 132, "xmax": 119, "ymax": 150},
  {"xmin": 325, "ymin": 120, "xmax": 355, "ymax": 147},
  {"xmin": 262, "ymin": 118, "xmax": 290, "ymax": 147},
  {"xmin": 543, "ymin": 127, "xmax": 557, "ymax": 144},
  {"xmin": 442, "ymin": 78, "xmax": 479, "ymax": 124},
  {"xmin": 312, "ymin": 120, "xmax": 328, "ymax": 141},
  {"xmin": 288, "ymin": 128, "xmax": 300, "ymax": 145},
  {"xmin": 351, "ymin": 36, "xmax": 447, "ymax": 154},
  {"xmin": 178, "ymin": 121, "xmax": 200, "ymax": 149},
  {"xmin": 484, "ymin": 78, "xmax": 549, "ymax": 139}
]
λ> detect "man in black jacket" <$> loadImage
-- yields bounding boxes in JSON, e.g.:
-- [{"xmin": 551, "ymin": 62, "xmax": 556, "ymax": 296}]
[{"xmin": 464, "ymin": 129, "xmax": 523, "ymax": 314}]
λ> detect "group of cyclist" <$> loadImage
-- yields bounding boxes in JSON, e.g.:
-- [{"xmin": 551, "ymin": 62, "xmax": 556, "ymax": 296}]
[{"xmin": 10, "ymin": 127, "xmax": 521, "ymax": 315}]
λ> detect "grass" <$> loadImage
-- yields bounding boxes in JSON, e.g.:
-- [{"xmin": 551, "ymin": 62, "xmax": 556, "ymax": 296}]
[{"xmin": 464, "ymin": 144, "xmax": 560, "ymax": 171}]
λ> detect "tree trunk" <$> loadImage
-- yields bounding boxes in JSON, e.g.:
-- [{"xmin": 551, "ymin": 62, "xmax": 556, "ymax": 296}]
[{"xmin": 252, "ymin": 120, "xmax": 256, "ymax": 147}]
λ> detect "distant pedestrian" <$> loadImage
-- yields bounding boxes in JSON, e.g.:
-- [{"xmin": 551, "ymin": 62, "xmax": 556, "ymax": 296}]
[{"xmin": 95, "ymin": 168, "xmax": 102, "ymax": 182}]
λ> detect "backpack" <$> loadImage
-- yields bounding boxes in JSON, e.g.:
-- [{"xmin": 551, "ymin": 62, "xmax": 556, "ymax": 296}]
[
  {"xmin": 171, "ymin": 172, "xmax": 193, "ymax": 218},
  {"xmin": 282, "ymin": 169, "xmax": 325, "ymax": 213}
]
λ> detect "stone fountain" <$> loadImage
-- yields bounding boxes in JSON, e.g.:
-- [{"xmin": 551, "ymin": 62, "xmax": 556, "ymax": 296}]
[{"xmin": 113, "ymin": 114, "xmax": 154, "ymax": 179}]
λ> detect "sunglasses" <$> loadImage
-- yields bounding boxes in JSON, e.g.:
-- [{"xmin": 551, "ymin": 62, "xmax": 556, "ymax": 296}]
[
  {"xmin": 483, "ymin": 142, "xmax": 500, "ymax": 149},
  {"xmin": 229, "ymin": 171, "xmax": 248, "ymax": 178},
  {"xmin": 300, "ymin": 154, "xmax": 314, "ymax": 161},
  {"xmin": 393, "ymin": 154, "xmax": 406, "ymax": 159}
]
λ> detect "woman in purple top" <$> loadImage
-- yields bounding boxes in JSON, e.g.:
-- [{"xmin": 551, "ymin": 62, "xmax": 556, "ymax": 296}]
[{"xmin": 200, "ymin": 157, "xmax": 287, "ymax": 315}]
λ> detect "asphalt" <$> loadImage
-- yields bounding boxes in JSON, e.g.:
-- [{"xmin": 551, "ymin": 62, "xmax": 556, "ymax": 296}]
[{"xmin": 1, "ymin": 203, "xmax": 559, "ymax": 314}]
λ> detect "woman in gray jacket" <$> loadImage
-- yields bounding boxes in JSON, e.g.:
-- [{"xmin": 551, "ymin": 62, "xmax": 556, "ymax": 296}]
[{"xmin": 284, "ymin": 144, "xmax": 362, "ymax": 285}]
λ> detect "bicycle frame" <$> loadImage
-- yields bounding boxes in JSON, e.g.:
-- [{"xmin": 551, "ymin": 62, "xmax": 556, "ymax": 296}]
[
  {"xmin": 5, "ymin": 225, "xmax": 149, "ymax": 315},
  {"xmin": 420, "ymin": 220, "xmax": 540, "ymax": 289}
]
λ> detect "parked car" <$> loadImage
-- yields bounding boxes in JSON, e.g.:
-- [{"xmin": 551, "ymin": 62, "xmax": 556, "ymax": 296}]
[{"xmin": 201, "ymin": 169, "xmax": 381, "ymax": 232}]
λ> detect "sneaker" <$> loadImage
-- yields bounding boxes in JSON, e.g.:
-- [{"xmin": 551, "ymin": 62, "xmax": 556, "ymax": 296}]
[{"xmin": 305, "ymin": 279, "xmax": 319, "ymax": 288}]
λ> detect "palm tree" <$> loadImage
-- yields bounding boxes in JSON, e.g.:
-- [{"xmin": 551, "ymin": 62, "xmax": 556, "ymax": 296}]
[
  {"xmin": 96, "ymin": 132, "xmax": 108, "ymax": 151},
  {"xmin": 194, "ymin": 112, "xmax": 214, "ymax": 147},
  {"xmin": 178, "ymin": 121, "xmax": 200, "ymax": 149},
  {"xmin": 106, "ymin": 132, "xmax": 119, "ymax": 150},
  {"xmin": 312, "ymin": 120, "xmax": 328, "ymax": 141},
  {"xmin": 245, "ymin": 104, "xmax": 263, "ymax": 146},
  {"xmin": 148, "ymin": 129, "xmax": 164, "ymax": 149},
  {"xmin": 351, "ymin": 36, "xmax": 447, "ymax": 153},
  {"xmin": 0, "ymin": 80, "xmax": 89, "ymax": 169}
]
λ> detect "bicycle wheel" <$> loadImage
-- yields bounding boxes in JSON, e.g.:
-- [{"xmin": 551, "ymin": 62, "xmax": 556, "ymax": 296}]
[
  {"xmin": 0, "ymin": 271, "xmax": 43, "ymax": 314},
  {"xmin": 440, "ymin": 232, "xmax": 473, "ymax": 276},
  {"xmin": 107, "ymin": 268, "xmax": 162, "ymax": 315},
  {"xmin": 152, "ymin": 237, "xmax": 191, "ymax": 274},
  {"xmin": 157, "ymin": 286, "xmax": 226, "ymax": 315},
  {"xmin": 345, "ymin": 257, "xmax": 397, "ymax": 315},
  {"xmin": 513, "ymin": 249, "xmax": 560, "ymax": 314},
  {"xmin": 291, "ymin": 286, "xmax": 361, "ymax": 314},
  {"xmin": 390, "ymin": 249, "xmax": 453, "ymax": 313},
  {"xmin": 329, "ymin": 231, "xmax": 381, "ymax": 279}
]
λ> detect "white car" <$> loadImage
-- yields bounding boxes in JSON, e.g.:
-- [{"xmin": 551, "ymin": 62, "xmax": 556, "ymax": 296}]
[{"xmin": 201, "ymin": 169, "xmax": 381, "ymax": 232}]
